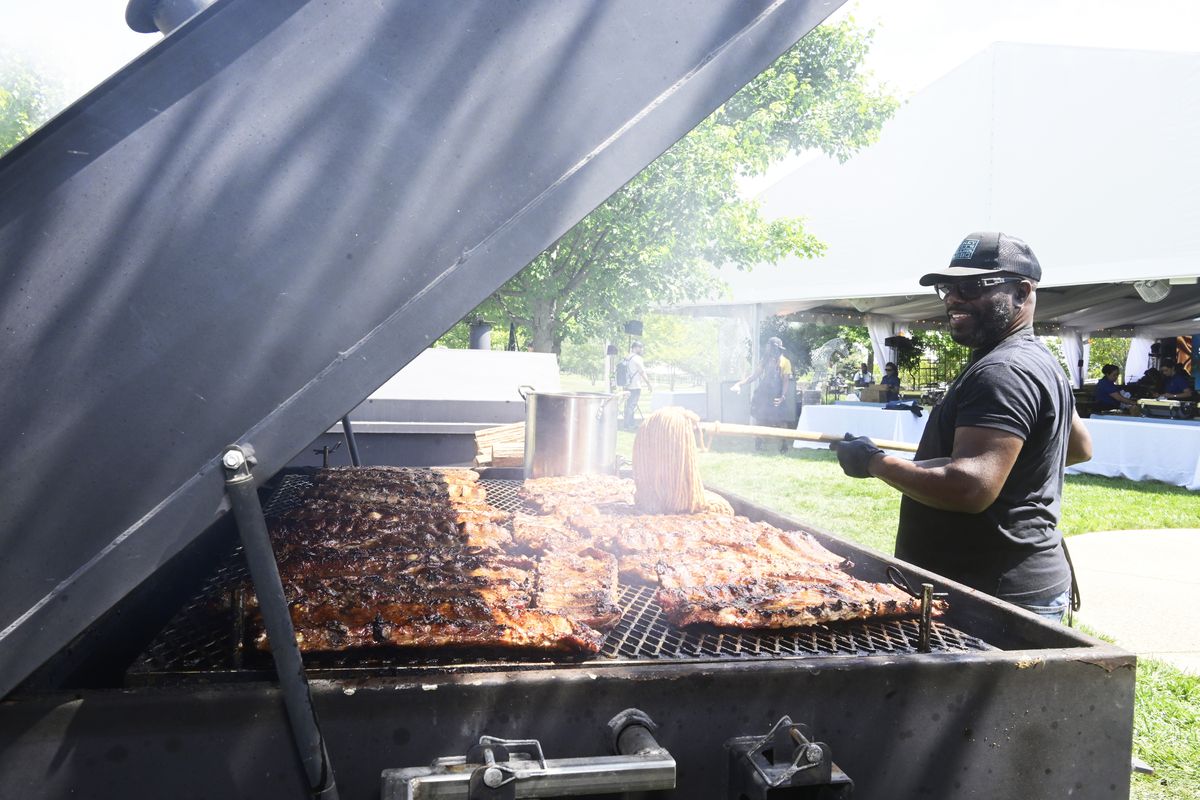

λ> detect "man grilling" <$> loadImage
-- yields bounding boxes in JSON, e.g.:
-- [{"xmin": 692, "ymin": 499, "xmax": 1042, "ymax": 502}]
[{"xmin": 833, "ymin": 232, "xmax": 1093, "ymax": 621}]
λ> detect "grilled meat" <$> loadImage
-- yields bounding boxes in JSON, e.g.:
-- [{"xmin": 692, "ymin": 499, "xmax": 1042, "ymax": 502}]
[
  {"xmin": 518, "ymin": 474, "xmax": 635, "ymax": 516},
  {"xmin": 537, "ymin": 501, "xmax": 930, "ymax": 629},
  {"xmin": 306, "ymin": 481, "xmax": 487, "ymax": 504},
  {"xmin": 254, "ymin": 546, "xmax": 604, "ymax": 653},
  {"xmin": 563, "ymin": 511, "xmax": 836, "ymax": 583},
  {"xmin": 254, "ymin": 468, "xmax": 607, "ymax": 654},
  {"xmin": 253, "ymin": 466, "xmax": 944, "ymax": 656},
  {"xmin": 510, "ymin": 512, "xmax": 592, "ymax": 554},
  {"xmin": 314, "ymin": 465, "xmax": 480, "ymax": 483},
  {"xmin": 272, "ymin": 498, "xmax": 511, "ymax": 550},
  {"xmin": 656, "ymin": 561, "xmax": 940, "ymax": 628},
  {"xmin": 307, "ymin": 466, "xmax": 488, "ymax": 503},
  {"xmin": 534, "ymin": 548, "xmax": 620, "ymax": 630}
]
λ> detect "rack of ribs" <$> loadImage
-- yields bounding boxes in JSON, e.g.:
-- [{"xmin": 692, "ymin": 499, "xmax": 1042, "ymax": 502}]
[
  {"xmin": 518, "ymin": 474, "xmax": 636, "ymax": 516},
  {"xmin": 252, "ymin": 549, "xmax": 603, "ymax": 653},
  {"xmin": 532, "ymin": 504, "xmax": 940, "ymax": 629},
  {"xmin": 252, "ymin": 468, "xmax": 611, "ymax": 655}
]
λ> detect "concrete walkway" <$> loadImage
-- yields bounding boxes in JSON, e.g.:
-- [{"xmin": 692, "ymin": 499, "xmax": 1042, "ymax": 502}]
[{"xmin": 1066, "ymin": 529, "xmax": 1200, "ymax": 674}]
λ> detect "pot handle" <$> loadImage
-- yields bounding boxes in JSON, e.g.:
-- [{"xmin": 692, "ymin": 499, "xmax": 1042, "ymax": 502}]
[
  {"xmin": 598, "ymin": 392, "xmax": 620, "ymax": 420},
  {"xmin": 518, "ymin": 385, "xmax": 535, "ymax": 400}
]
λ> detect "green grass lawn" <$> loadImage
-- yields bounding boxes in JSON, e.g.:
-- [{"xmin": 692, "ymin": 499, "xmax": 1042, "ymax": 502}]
[{"xmin": 616, "ymin": 432, "xmax": 1200, "ymax": 799}]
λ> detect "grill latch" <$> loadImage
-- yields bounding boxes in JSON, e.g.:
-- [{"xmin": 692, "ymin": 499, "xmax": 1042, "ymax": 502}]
[
  {"xmin": 381, "ymin": 708, "xmax": 675, "ymax": 799},
  {"xmin": 726, "ymin": 716, "xmax": 853, "ymax": 799}
]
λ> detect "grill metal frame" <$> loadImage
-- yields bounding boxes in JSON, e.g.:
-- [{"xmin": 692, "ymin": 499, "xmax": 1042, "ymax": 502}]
[{"xmin": 127, "ymin": 475, "xmax": 991, "ymax": 684}]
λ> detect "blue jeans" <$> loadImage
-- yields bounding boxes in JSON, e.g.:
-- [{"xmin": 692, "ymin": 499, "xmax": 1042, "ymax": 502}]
[
  {"xmin": 623, "ymin": 389, "xmax": 641, "ymax": 429},
  {"xmin": 1016, "ymin": 589, "xmax": 1071, "ymax": 623}
]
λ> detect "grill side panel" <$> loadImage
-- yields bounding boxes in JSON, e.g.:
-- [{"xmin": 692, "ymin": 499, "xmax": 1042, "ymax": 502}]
[{"xmin": 1, "ymin": 653, "xmax": 1136, "ymax": 800}]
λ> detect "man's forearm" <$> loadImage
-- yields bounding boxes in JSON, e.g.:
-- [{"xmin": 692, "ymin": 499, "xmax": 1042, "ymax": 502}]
[{"xmin": 868, "ymin": 454, "xmax": 998, "ymax": 513}]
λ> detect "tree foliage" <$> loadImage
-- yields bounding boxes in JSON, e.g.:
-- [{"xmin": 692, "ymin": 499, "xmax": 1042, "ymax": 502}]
[
  {"xmin": 640, "ymin": 314, "xmax": 722, "ymax": 384},
  {"xmin": 1088, "ymin": 337, "xmax": 1131, "ymax": 380},
  {"xmin": 0, "ymin": 54, "xmax": 62, "ymax": 156},
  {"xmin": 471, "ymin": 20, "xmax": 897, "ymax": 353}
]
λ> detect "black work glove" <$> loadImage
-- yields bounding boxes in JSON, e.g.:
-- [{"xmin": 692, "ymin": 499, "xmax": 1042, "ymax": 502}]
[{"xmin": 831, "ymin": 433, "xmax": 883, "ymax": 479}]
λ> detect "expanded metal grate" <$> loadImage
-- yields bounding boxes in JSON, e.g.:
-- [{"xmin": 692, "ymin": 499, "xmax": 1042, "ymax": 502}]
[
  {"xmin": 128, "ymin": 473, "xmax": 992, "ymax": 683},
  {"xmin": 600, "ymin": 584, "xmax": 985, "ymax": 660}
]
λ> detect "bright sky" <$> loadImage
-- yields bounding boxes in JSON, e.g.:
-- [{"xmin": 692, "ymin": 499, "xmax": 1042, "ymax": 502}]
[
  {"xmin": 846, "ymin": 0, "xmax": 1200, "ymax": 96},
  {"xmin": 0, "ymin": 0, "xmax": 153, "ymax": 98},
  {"xmin": 1, "ymin": 0, "xmax": 1198, "ymax": 126}
]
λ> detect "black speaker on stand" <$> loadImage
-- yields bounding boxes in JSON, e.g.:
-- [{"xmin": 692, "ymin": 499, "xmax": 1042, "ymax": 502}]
[
  {"xmin": 624, "ymin": 320, "xmax": 643, "ymax": 349},
  {"xmin": 884, "ymin": 335, "xmax": 915, "ymax": 363}
]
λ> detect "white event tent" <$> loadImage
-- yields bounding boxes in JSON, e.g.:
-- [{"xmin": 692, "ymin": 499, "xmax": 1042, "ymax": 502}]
[{"xmin": 673, "ymin": 43, "xmax": 1200, "ymax": 387}]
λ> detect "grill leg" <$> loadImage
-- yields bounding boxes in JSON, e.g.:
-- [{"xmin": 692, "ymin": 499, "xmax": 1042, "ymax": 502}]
[{"xmin": 223, "ymin": 445, "xmax": 340, "ymax": 800}]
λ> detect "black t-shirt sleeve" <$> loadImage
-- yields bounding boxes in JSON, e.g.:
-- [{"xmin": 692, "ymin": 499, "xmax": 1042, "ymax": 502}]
[{"xmin": 953, "ymin": 362, "xmax": 1040, "ymax": 440}]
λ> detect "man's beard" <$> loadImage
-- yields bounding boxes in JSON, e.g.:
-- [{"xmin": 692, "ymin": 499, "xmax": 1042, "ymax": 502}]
[{"xmin": 948, "ymin": 294, "xmax": 1014, "ymax": 348}]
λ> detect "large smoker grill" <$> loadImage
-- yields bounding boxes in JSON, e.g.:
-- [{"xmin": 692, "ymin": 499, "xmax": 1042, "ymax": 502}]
[{"xmin": 0, "ymin": 1, "xmax": 1134, "ymax": 798}]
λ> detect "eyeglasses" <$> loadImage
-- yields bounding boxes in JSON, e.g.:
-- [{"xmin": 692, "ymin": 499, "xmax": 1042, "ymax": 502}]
[{"xmin": 933, "ymin": 276, "xmax": 1023, "ymax": 301}]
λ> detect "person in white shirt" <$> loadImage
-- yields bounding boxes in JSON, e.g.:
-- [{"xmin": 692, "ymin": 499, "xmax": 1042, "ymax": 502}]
[
  {"xmin": 623, "ymin": 341, "xmax": 649, "ymax": 430},
  {"xmin": 853, "ymin": 363, "xmax": 874, "ymax": 388}
]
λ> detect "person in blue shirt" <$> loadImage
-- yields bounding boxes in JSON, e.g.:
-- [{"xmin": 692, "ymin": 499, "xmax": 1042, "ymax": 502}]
[
  {"xmin": 880, "ymin": 361, "xmax": 902, "ymax": 402},
  {"xmin": 1160, "ymin": 362, "xmax": 1194, "ymax": 400},
  {"xmin": 1093, "ymin": 364, "xmax": 1138, "ymax": 413}
]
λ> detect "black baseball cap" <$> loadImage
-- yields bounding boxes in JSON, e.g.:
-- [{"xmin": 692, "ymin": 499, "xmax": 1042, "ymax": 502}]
[{"xmin": 919, "ymin": 231, "xmax": 1042, "ymax": 286}]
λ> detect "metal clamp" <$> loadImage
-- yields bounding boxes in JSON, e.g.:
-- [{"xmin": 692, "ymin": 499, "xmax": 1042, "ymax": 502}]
[
  {"xmin": 745, "ymin": 717, "xmax": 824, "ymax": 788},
  {"xmin": 887, "ymin": 566, "xmax": 947, "ymax": 654},
  {"xmin": 381, "ymin": 709, "xmax": 674, "ymax": 800},
  {"xmin": 726, "ymin": 716, "xmax": 852, "ymax": 800},
  {"xmin": 312, "ymin": 439, "xmax": 343, "ymax": 468}
]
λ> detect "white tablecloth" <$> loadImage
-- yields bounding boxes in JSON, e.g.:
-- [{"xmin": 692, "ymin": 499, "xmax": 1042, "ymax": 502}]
[
  {"xmin": 1068, "ymin": 417, "xmax": 1200, "ymax": 491},
  {"xmin": 794, "ymin": 403, "xmax": 927, "ymax": 454}
]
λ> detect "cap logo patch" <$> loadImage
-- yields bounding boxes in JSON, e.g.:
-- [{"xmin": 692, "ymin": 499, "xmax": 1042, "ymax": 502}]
[{"xmin": 954, "ymin": 238, "xmax": 980, "ymax": 260}]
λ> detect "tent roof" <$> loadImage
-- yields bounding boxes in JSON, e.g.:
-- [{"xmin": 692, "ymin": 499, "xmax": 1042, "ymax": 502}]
[{"xmin": 672, "ymin": 43, "xmax": 1200, "ymax": 336}]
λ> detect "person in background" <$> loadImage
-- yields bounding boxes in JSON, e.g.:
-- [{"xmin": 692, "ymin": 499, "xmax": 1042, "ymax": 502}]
[
  {"xmin": 853, "ymin": 362, "xmax": 874, "ymax": 388},
  {"xmin": 1093, "ymin": 364, "xmax": 1138, "ymax": 414},
  {"xmin": 1132, "ymin": 367, "xmax": 1165, "ymax": 397},
  {"xmin": 832, "ymin": 231, "xmax": 1092, "ymax": 622},
  {"xmin": 880, "ymin": 361, "xmax": 902, "ymax": 402},
  {"xmin": 731, "ymin": 336, "xmax": 795, "ymax": 452},
  {"xmin": 622, "ymin": 341, "xmax": 649, "ymax": 430},
  {"xmin": 1160, "ymin": 361, "xmax": 1194, "ymax": 400}
]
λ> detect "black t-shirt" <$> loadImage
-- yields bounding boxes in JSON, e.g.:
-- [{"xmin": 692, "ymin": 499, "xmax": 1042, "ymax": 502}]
[{"xmin": 895, "ymin": 329, "xmax": 1074, "ymax": 605}]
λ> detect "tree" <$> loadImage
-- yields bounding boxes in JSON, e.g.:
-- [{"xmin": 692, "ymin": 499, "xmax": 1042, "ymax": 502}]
[
  {"xmin": 640, "ymin": 314, "xmax": 722, "ymax": 388},
  {"xmin": 0, "ymin": 54, "xmax": 62, "ymax": 156},
  {"xmin": 1088, "ymin": 337, "xmax": 1130, "ymax": 380},
  {"xmin": 472, "ymin": 20, "xmax": 897, "ymax": 353}
]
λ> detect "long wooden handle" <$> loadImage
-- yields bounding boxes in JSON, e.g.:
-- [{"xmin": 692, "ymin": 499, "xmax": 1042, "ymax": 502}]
[{"xmin": 698, "ymin": 421, "xmax": 918, "ymax": 453}]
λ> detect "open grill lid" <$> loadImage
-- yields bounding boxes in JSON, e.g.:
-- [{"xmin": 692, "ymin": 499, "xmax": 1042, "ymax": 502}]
[{"xmin": 0, "ymin": 0, "xmax": 843, "ymax": 698}]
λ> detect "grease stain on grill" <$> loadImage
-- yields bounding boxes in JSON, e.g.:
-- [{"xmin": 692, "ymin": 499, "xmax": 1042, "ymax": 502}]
[{"xmin": 127, "ymin": 475, "xmax": 993, "ymax": 684}]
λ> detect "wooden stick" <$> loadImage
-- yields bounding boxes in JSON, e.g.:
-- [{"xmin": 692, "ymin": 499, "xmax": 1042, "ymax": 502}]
[{"xmin": 697, "ymin": 421, "xmax": 918, "ymax": 453}]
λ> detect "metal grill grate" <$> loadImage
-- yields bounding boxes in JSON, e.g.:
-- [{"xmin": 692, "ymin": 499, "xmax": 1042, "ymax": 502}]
[
  {"xmin": 600, "ymin": 584, "xmax": 986, "ymax": 660},
  {"xmin": 128, "ymin": 474, "xmax": 992, "ymax": 683}
]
